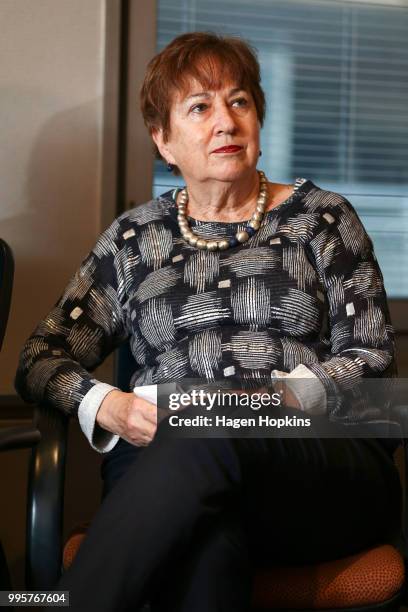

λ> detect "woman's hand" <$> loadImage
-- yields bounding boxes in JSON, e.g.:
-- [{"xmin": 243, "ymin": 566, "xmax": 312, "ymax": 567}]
[{"xmin": 96, "ymin": 390, "xmax": 157, "ymax": 446}]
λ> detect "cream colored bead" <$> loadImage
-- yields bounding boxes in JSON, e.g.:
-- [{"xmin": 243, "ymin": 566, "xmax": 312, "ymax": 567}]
[
  {"xmin": 206, "ymin": 240, "xmax": 219, "ymax": 251},
  {"xmin": 218, "ymin": 239, "xmax": 230, "ymax": 250},
  {"xmin": 187, "ymin": 235, "xmax": 199, "ymax": 246},
  {"xmin": 236, "ymin": 230, "xmax": 249, "ymax": 243},
  {"xmin": 196, "ymin": 238, "xmax": 208, "ymax": 249},
  {"xmin": 253, "ymin": 211, "xmax": 263, "ymax": 222},
  {"xmin": 249, "ymin": 219, "xmax": 261, "ymax": 230}
]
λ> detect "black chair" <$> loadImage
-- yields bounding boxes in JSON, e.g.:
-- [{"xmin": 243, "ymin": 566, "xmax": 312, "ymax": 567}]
[
  {"xmin": 0, "ymin": 426, "xmax": 41, "ymax": 590},
  {"xmin": 0, "ymin": 238, "xmax": 14, "ymax": 352},
  {"xmin": 0, "ymin": 238, "xmax": 41, "ymax": 589},
  {"xmin": 24, "ymin": 341, "xmax": 408, "ymax": 610}
]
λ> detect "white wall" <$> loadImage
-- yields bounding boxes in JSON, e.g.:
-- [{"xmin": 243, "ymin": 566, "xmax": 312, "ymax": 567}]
[{"xmin": 0, "ymin": 0, "xmax": 113, "ymax": 393}]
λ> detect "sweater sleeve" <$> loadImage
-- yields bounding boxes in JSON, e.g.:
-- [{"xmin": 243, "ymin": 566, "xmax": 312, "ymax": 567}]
[
  {"xmin": 15, "ymin": 218, "xmax": 130, "ymax": 450},
  {"xmin": 273, "ymin": 195, "xmax": 396, "ymax": 416}
]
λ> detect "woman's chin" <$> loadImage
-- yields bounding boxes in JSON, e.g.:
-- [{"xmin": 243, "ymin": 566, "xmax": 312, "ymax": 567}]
[{"xmin": 208, "ymin": 159, "xmax": 256, "ymax": 182}]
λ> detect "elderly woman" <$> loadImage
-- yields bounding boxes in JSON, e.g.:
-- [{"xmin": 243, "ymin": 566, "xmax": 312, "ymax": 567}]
[{"xmin": 16, "ymin": 32, "xmax": 401, "ymax": 612}]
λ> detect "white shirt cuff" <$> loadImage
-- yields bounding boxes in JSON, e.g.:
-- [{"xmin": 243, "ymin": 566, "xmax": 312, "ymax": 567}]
[
  {"xmin": 133, "ymin": 384, "xmax": 158, "ymax": 405},
  {"xmin": 271, "ymin": 364, "xmax": 327, "ymax": 415},
  {"xmin": 78, "ymin": 383, "xmax": 120, "ymax": 453}
]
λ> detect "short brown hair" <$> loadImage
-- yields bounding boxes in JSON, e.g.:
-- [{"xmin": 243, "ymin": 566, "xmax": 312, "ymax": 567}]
[{"xmin": 140, "ymin": 32, "xmax": 266, "ymax": 171}]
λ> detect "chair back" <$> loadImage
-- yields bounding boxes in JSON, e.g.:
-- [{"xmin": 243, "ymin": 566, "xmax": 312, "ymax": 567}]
[{"xmin": 0, "ymin": 238, "xmax": 14, "ymax": 351}]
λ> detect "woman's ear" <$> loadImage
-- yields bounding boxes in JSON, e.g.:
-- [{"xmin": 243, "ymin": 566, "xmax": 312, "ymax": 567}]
[{"xmin": 151, "ymin": 128, "xmax": 176, "ymax": 164}]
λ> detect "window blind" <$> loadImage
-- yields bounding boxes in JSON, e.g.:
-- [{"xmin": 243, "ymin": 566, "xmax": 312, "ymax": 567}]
[{"xmin": 153, "ymin": 0, "xmax": 408, "ymax": 297}]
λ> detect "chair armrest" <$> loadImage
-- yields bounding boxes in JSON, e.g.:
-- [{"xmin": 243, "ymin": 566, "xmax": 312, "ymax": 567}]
[
  {"xmin": 392, "ymin": 405, "xmax": 408, "ymax": 438},
  {"xmin": 0, "ymin": 426, "xmax": 40, "ymax": 452},
  {"xmin": 26, "ymin": 404, "xmax": 68, "ymax": 590}
]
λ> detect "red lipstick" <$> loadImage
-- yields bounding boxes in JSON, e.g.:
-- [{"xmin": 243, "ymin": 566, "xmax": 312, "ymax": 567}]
[{"xmin": 212, "ymin": 145, "xmax": 243, "ymax": 153}]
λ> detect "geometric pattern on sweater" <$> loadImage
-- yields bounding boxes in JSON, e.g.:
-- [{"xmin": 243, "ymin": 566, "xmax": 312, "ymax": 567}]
[{"xmin": 15, "ymin": 178, "xmax": 396, "ymax": 422}]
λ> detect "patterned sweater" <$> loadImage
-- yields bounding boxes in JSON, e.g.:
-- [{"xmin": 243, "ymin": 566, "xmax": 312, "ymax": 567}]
[{"xmin": 15, "ymin": 178, "xmax": 397, "ymax": 452}]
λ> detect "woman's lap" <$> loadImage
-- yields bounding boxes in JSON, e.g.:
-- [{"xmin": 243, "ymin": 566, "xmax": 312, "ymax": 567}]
[
  {"xmin": 59, "ymin": 412, "xmax": 402, "ymax": 611},
  {"xmin": 100, "ymin": 413, "xmax": 402, "ymax": 567}
]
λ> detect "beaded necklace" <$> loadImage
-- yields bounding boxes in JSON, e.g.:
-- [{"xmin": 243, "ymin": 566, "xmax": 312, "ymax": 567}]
[{"xmin": 176, "ymin": 170, "xmax": 268, "ymax": 251}]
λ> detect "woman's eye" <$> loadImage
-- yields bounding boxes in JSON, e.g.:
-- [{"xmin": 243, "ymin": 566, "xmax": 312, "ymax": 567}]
[
  {"xmin": 232, "ymin": 97, "xmax": 248, "ymax": 107},
  {"xmin": 191, "ymin": 103, "xmax": 208, "ymax": 113}
]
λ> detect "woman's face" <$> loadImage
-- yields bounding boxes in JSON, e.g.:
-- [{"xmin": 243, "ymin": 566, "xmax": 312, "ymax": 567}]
[{"xmin": 153, "ymin": 78, "xmax": 261, "ymax": 185}]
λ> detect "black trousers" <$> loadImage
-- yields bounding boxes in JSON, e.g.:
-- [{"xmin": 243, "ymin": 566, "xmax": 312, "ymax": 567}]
[{"xmin": 58, "ymin": 404, "xmax": 402, "ymax": 612}]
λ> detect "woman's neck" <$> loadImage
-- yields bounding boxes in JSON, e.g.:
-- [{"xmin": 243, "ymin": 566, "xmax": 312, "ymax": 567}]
[{"xmin": 179, "ymin": 171, "xmax": 260, "ymax": 223}]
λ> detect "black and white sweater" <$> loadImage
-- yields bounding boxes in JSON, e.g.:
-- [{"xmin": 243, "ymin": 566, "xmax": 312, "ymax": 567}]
[{"xmin": 15, "ymin": 178, "xmax": 397, "ymax": 452}]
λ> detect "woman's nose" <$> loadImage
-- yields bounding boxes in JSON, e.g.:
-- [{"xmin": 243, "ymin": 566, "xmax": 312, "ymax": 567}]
[{"xmin": 214, "ymin": 103, "xmax": 237, "ymax": 134}]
